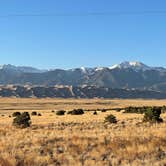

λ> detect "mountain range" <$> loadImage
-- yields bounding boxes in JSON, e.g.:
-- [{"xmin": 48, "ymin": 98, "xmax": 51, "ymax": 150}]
[{"xmin": 0, "ymin": 62, "xmax": 165, "ymax": 93}]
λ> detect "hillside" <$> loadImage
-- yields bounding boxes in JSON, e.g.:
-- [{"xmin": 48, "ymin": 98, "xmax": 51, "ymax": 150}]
[
  {"xmin": 0, "ymin": 85, "xmax": 165, "ymax": 99},
  {"xmin": 0, "ymin": 62, "xmax": 165, "ymax": 98}
]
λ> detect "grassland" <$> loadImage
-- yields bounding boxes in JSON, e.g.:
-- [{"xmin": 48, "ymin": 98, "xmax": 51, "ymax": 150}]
[{"xmin": 0, "ymin": 98, "xmax": 166, "ymax": 166}]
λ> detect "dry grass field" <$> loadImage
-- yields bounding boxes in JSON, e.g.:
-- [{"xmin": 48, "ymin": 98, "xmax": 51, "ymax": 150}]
[{"xmin": 0, "ymin": 98, "xmax": 166, "ymax": 165}]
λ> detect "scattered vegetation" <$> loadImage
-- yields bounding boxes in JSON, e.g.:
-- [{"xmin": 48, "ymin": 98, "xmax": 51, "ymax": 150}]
[
  {"xmin": 123, "ymin": 106, "xmax": 166, "ymax": 114},
  {"xmin": 38, "ymin": 113, "xmax": 42, "ymax": 116},
  {"xmin": 104, "ymin": 114, "xmax": 117, "ymax": 123},
  {"xmin": 124, "ymin": 106, "xmax": 149, "ymax": 114},
  {"xmin": 143, "ymin": 107, "xmax": 163, "ymax": 123},
  {"xmin": 67, "ymin": 109, "xmax": 84, "ymax": 115},
  {"xmin": 56, "ymin": 110, "xmax": 66, "ymax": 116},
  {"xmin": 12, "ymin": 112, "xmax": 31, "ymax": 128},
  {"xmin": 31, "ymin": 111, "xmax": 37, "ymax": 116},
  {"xmin": 1, "ymin": 99, "xmax": 166, "ymax": 165},
  {"xmin": 101, "ymin": 109, "xmax": 107, "ymax": 112},
  {"xmin": 112, "ymin": 108, "xmax": 122, "ymax": 112},
  {"xmin": 12, "ymin": 112, "xmax": 21, "ymax": 117}
]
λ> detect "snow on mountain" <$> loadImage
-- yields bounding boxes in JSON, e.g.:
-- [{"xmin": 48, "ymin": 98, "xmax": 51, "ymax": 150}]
[
  {"xmin": 95, "ymin": 67, "xmax": 105, "ymax": 71},
  {"xmin": 109, "ymin": 64, "xmax": 119, "ymax": 70},
  {"xmin": 0, "ymin": 62, "xmax": 165, "ymax": 75},
  {"xmin": 109, "ymin": 61, "xmax": 151, "ymax": 71},
  {"xmin": 80, "ymin": 67, "xmax": 93, "ymax": 74},
  {"xmin": 70, "ymin": 61, "xmax": 166, "ymax": 74}
]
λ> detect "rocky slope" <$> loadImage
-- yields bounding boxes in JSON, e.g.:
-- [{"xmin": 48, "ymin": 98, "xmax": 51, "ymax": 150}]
[{"xmin": 0, "ymin": 85, "xmax": 166, "ymax": 99}]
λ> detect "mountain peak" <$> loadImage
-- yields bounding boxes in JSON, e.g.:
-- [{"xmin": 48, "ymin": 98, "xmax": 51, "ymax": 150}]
[{"xmin": 109, "ymin": 61, "xmax": 150, "ymax": 71}]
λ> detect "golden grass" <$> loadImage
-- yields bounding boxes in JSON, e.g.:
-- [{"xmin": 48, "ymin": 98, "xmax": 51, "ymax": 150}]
[{"xmin": 0, "ymin": 98, "xmax": 166, "ymax": 165}]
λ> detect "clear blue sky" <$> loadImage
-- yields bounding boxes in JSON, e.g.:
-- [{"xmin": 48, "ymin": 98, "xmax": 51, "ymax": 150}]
[{"xmin": 0, "ymin": 0, "xmax": 166, "ymax": 69}]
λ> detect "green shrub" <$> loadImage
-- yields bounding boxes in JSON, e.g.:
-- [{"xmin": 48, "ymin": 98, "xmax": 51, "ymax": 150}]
[
  {"xmin": 67, "ymin": 109, "xmax": 84, "ymax": 115},
  {"xmin": 104, "ymin": 114, "xmax": 117, "ymax": 123},
  {"xmin": 12, "ymin": 112, "xmax": 21, "ymax": 117},
  {"xmin": 143, "ymin": 107, "xmax": 163, "ymax": 123},
  {"xmin": 56, "ymin": 110, "xmax": 66, "ymax": 116},
  {"xmin": 124, "ymin": 106, "xmax": 153, "ymax": 114},
  {"xmin": 13, "ymin": 112, "xmax": 31, "ymax": 128},
  {"xmin": 31, "ymin": 111, "xmax": 37, "ymax": 116}
]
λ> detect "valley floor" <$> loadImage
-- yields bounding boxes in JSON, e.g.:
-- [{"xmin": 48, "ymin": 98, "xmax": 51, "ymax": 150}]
[{"xmin": 0, "ymin": 98, "xmax": 166, "ymax": 166}]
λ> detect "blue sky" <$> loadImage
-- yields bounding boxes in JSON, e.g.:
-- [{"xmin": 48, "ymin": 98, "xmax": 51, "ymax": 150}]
[{"xmin": 0, "ymin": 0, "xmax": 166, "ymax": 69}]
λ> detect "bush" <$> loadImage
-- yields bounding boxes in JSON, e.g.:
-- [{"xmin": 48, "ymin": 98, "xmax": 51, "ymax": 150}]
[
  {"xmin": 56, "ymin": 110, "xmax": 66, "ymax": 116},
  {"xmin": 31, "ymin": 111, "xmax": 37, "ymax": 116},
  {"xmin": 161, "ymin": 105, "xmax": 166, "ymax": 113},
  {"xmin": 114, "ymin": 108, "xmax": 122, "ymax": 112},
  {"xmin": 124, "ymin": 106, "xmax": 152, "ymax": 114},
  {"xmin": 38, "ymin": 113, "xmax": 42, "ymax": 116},
  {"xmin": 93, "ymin": 111, "xmax": 97, "ymax": 115},
  {"xmin": 13, "ymin": 112, "xmax": 31, "ymax": 128},
  {"xmin": 143, "ymin": 107, "xmax": 163, "ymax": 123},
  {"xmin": 67, "ymin": 109, "xmax": 84, "ymax": 115},
  {"xmin": 104, "ymin": 114, "xmax": 117, "ymax": 123},
  {"xmin": 67, "ymin": 110, "xmax": 72, "ymax": 114},
  {"xmin": 12, "ymin": 112, "xmax": 21, "ymax": 117},
  {"xmin": 101, "ymin": 109, "xmax": 107, "ymax": 112}
]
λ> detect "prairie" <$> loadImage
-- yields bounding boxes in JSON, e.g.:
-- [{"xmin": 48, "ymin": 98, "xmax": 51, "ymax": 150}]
[{"xmin": 0, "ymin": 98, "xmax": 166, "ymax": 166}]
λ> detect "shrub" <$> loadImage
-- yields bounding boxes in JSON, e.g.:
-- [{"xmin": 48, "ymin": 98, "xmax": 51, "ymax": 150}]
[
  {"xmin": 114, "ymin": 108, "xmax": 122, "ymax": 112},
  {"xmin": 67, "ymin": 109, "xmax": 84, "ymax": 115},
  {"xmin": 13, "ymin": 112, "xmax": 31, "ymax": 128},
  {"xmin": 101, "ymin": 109, "xmax": 107, "ymax": 112},
  {"xmin": 67, "ymin": 110, "xmax": 72, "ymax": 114},
  {"xmin": 161, "ymin": 105, "xmax": 166, "ymax": 113},
  {"xmin": 143, "ymin": 107, "xmax": 163, "ymax": 123},
  {"xmin": 38, "ymin": 113, "xmax": 42, "ymax": 116},
  {"xmin": 31, "ymin": 111, "xmax": 37, "ymax": 116},
  {"xmin": 104, "ymin": 114, "xmax": 117, "ymax": 123},
  {"xmin": 124, "ymin": 106, "xmax": 153, "ymax": 114},
  {"xmin": 56, "ymin": 110, "xmax": 66, "ymax": 116},
  {"xmin": 51, "ymin": 110, "xmax": 55, "ymax": 113},
  {"xmin": 12, "ymin": 112, "xmax": 21, "ymax": 117},
  {"xmin": 93, "ymin": 111, "xmax": 97, "ymax": 115}
]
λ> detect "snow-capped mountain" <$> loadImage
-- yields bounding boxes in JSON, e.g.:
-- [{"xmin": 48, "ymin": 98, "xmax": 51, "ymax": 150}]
[
  {"xmin": 108, "ymin": 61, "xmax": 166, "ymax": 72},
  {"xmin": 109, "ymin": 61, "xmax": 152, "ymax": 71},
  {"xmin": 0, "ymin": 62, "xmax": 165, "ymax": 93},
  {"xmin": 1, "ymin": 61, "xmax": 162, "ymax": 74},
  {"xmin": 74, "ymin": 61, "xmax": 153, "ymax": 73},
  {"xmin": 71, "ymin": 61, "xmax": 166, "ymax": 73},
  {"xmin": 72, "ymin": 61, "xmax": 165, "ymax": 73}
]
